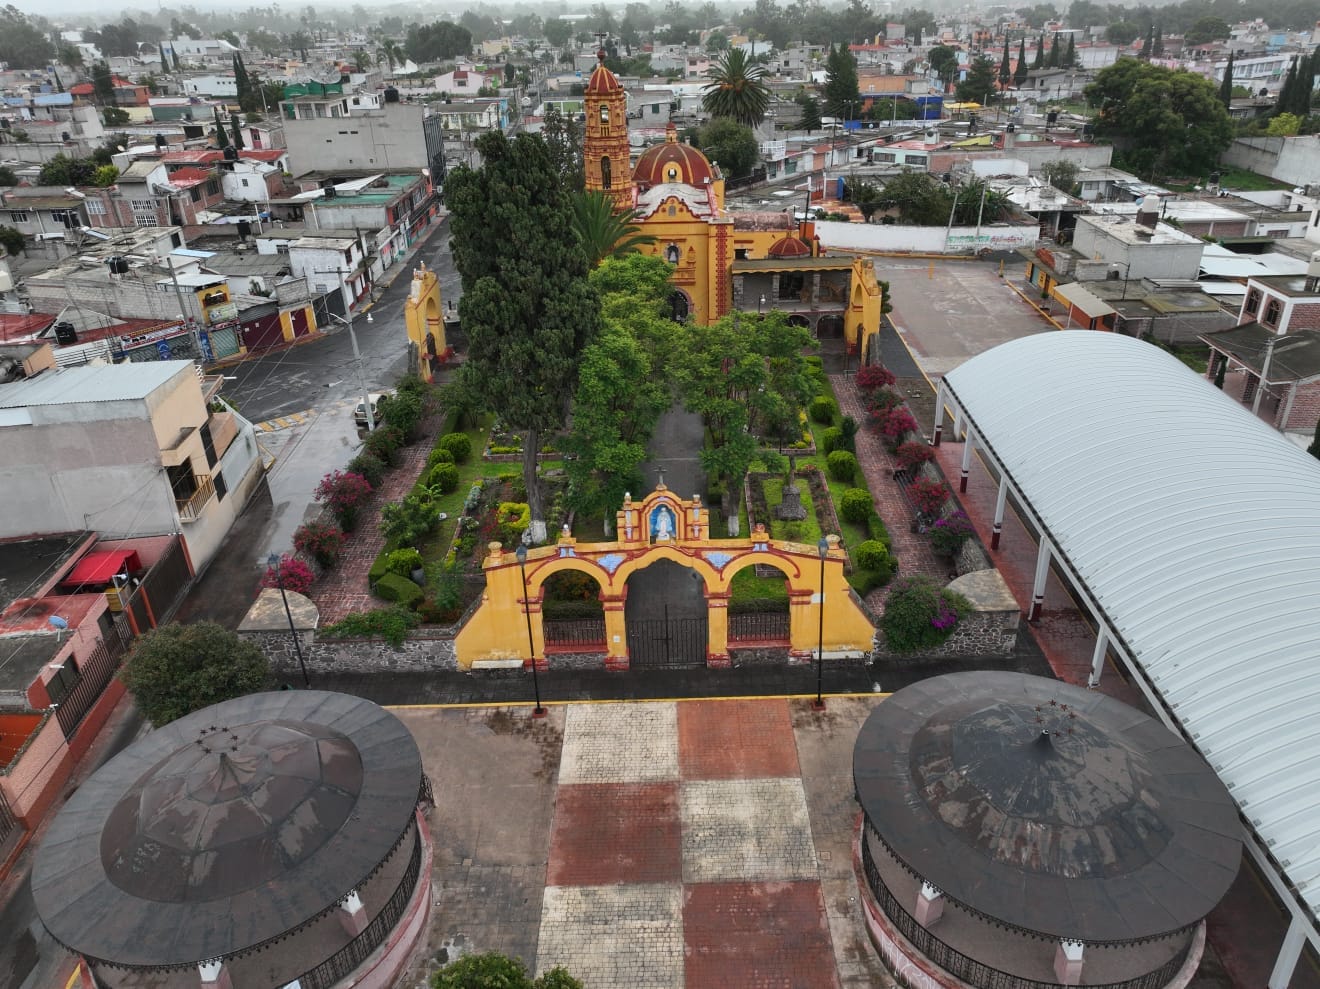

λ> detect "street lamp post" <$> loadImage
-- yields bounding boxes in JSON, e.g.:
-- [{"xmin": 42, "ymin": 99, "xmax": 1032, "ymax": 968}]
[
  {"xmin": 1110, "ymin": 261, "xmax": 1132, "ymax": 301},
  {"xmin": 325, "ymin": 310, "xmax": 375, "ymax": 433},
  {"xmin": 267, "ymin": 553, "xmax": 310, "ymax": 687},
  {"xmin": 758, "ymin": 293, "xmax": 766, "ymax": 315},
  {"xmin": 515, "ymin": 544, "xmax": 547, "ymax": 718},
  {"xmin": 814, "ymin": 537, "xmax": 828, "ymax": 710}
]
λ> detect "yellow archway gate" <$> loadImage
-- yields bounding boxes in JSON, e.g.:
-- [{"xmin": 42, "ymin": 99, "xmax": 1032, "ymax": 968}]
[
  {"xmin": 453, "ymin": 484, "xmax": 876, "ymax": 670},
  {"xmin": 402, "ymin": 262, "xmax": 450, "ymax": 382}
]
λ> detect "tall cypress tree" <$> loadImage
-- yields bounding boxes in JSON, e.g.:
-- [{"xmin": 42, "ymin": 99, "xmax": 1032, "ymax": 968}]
[
  {"xmin": 230, "ymin": 112, "xmax": 245, "ymax": 149},
  {"xmin": 1277, "ymin": 58, "xmax": 1298, "ymax": 118},
  {"xmin": 1046, "ymin": 32, "xmax": 1061, "ymax": 68},
  {"xmin": 159, "ymin": 43, "xmax": 168, "ymax": 70},
  {"xmin": 1292, "ymin": 50, "xmax": 1316, "ymax": 116},
  {"xmin": 1014, "ymin": 38, "xmax": 1029, "ymax": 88},
  {"xmin": 214, "ymin": 108, "xmax": 230, "ymax": 149},
  {"xmin": 998, "ymin": 39, "xmax": 1011, "ymax": 89},
  {"xmin": 1032, "ymin": 34, "xmax": 1044, "ymax": 69},
  {"xmin": 1142, "ymin": 23, "xmax": 1154, "ymax": 59},
  {"xmin": 1152, "ymin": 23, "xmax": 1164, "ymax": 57},
  {"xmin": 232, "ymin": 53, "xmax": 248, "ymax": 111},
  {"xmin": 1064, "ymin": 35, "xmax": 1075, "ymax": 68},
  {"xmin": 1219, "ymin": 53, "xmax": 1235, "ymax": 108},
  {"xmin": 172, "ymin": 48, "xmax": 181, "ymax": 72}
]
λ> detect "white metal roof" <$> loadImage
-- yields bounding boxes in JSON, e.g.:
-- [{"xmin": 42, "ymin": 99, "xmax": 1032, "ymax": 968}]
[
  {"xmin": 0, "ymin": 361, "xmax": 192, "ymax": 407},
  {"xmin": 943, "ymin": 331, "xmax": 1320, "ymax": 920}
]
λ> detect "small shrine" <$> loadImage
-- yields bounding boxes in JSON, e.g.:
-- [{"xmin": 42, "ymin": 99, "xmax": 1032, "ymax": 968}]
[{"xmin": 615, "ymin": 480, "xmax": 709, "ymax": 546}]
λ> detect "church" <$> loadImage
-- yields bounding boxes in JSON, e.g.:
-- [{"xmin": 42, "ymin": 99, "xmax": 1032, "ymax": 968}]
[{"xmin": 582, "ymin": 51, "xmax": 884, "ymax": 363}]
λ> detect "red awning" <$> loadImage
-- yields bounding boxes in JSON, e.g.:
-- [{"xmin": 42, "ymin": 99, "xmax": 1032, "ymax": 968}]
[{"xmin": 62, "ymin": 550, "xmax": 141, "ymax": 589}]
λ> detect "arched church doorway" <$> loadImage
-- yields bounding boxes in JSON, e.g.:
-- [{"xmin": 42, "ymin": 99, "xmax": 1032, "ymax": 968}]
[
  {"xmin": 541, "ymin": 569, "xmax": 606, "ymax": 655},
  {"xmin": 625, "ymin": 558, "xmax": 708, "ymax": 667},
  {"xmin": 817, "ymin": 315, "xmax": 844, "ymax": 339},
  {"xmin": 668, "ymin": 290, "xmax": 691, "ymax": 323}
]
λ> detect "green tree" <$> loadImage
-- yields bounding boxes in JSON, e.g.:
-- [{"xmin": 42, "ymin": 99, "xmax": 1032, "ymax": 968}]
[
  {"xmin": 1013, "ymin": 38, "xmax": 1028, "ymax": 88},
  {"xmin": 1218, "ymin": 53, "xmax": 1235, "ymax": 108},
  {"xmin": 404, "ymin": 20, "xmax": 472, "ymax": 61},
  {"xmin": 1152, "ymin": 23, "xmax": 1164, "ymax": 57},
  {"xmin": 849, "ymin": 179, "xmax": 885, "ymax": 220},
  {"xmin": 248, "ymin": 29, "xmax": 283, "ymax": 56},
  {"xmin": 928, "ymin": 45, "xmax": 959, "ymax": 87},
  {"xmin": 1185, "ymin": 17, "xmax": 1230, "ymax": 45},
  {"xmin": 38, "ymin": 154, "xmax": 95, "ymax": 186},
  {"xmin": 795, "ymin": 93, "xmax": 822, "ymax": 131},
  {"xmin": 1032, "ymin": 34, "xmax": 1044, "ymax": 70},
  {"xmin": 0, "ymin": 225, "xmax": 25, "ymax": 257},
  {"xmin": 431, "ymin": 952, "xmax": 582, "ymax": 989},
  {"xmin": 378, "ymin": 39, "xmax": 404, "ymax": 72},
  {"xmin": 91, "ymin": 61, "xmax": 115, "ymax": 106},
  {"xmin": 1142, "ymin": 23, "xmax": 1154, "ymax": 60},
  {"xmin": 1064, "ymin": 35, "xmax": 1075, "ymax": 68},
  {"xmin": 446, "ymin": 132, "xmax": 602, "ymax": 544},
  {"xmin": 823, "ymin": 43, "xmax": 861, "ymax": 119},
  {"xmin": 119, "ymin": 622, "xmax": 270, "ymax": 726},
  {"xmin": 543, "ymin": 18, "xmax": 572, "ymax": 47},
  {"xmin": 354, "ymin": 48, "xmax": 372, "ymax": 72},
  {"xmin": 997, "ymin": 39, "xmax": 1011, "ymax": 89},
  {"xmin": 957, "ymin": 55, "xmax": 998, "ymax": 104},
  {"xmin": 230, "ymin": 112, "xmax": 246, "ymax": 149},
  {"xmin": 103, "ymin": 107, "xmax": 130, "ymax": 125},
  {"xmin": 702, "ymin": 47, "xmax": 771, "ymax": 127},
  {"xmin": 0, "ymin": 165, "xmax": 15, "ymax": 186},
  {"xmin": 1106, "ymin": 22, "xmax": 1139, "ymax": 45},
  {"xmin": 696, "ymin": 117, "xmax": 760, "ymax": 178},
  {"xmin": 1267, "ymin": 113, "xmax": 1302, "ymax": 136},
  {"xmin": 1045, "ymin": 31, "xmax": 1061, "ymax": 68},
  {"xmin": 706, "ymin": 31, "xmax": 730, "ymax": 52},
  {"xmin": 878, "ymin": 170, "xmax": 952, "ymax": 224},
  {"xmin": 571, "ymin": 190, "xmax": 655, "ymax": 266},
  {"xmin": 0, "ymin": 5, "xmax": 54, "ymax": 69},
  {"xmin": 92, "ymin": 164, "xmax": 119, "ymax": 186},
  {"xmin": 214, "ymin": 108, "xmax": 230, "ymax": 149},
  {"xmin": 233, "ymin": 52, "xmax": 251, "ymax": 112},
  {"xmin": 866, "ymin": 98, "xmax": 920, "ymax": 122},
  {"xmin": 539, "ymin": 105, "xmax": 583, "ymax": 191},
  {"xmin": 1040, "ymin": 159, "xmax": 1078, "ymax": 193}
]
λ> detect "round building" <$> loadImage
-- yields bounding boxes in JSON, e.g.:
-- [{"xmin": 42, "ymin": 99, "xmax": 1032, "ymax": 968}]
[
  {"xmin": 33, "ymin": 690, "xmax": 432, "ymax": 989},
  {"xmin": 854, "ymin": 672, "xmax": 1241, "ymax": 989}
]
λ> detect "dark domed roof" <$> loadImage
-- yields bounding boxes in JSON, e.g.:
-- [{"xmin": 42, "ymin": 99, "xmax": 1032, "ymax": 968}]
[
  {"xmin": 634, "ymin": 122, "xmax": 716, "ymax": 188},
  {"xmin": 767, "ymin": 235, "xmax": 812, "ymax": 258},
  {"xmin": 33, "ymin": 691, "xmax": 423, "ymax": 969},
  {"xmin": 854, "ymin": 672, "xmax": 1241, "ymax": 943},
  {"xmin": 585, "ymin": 49, "xmax": 621, "ymax": 95}
]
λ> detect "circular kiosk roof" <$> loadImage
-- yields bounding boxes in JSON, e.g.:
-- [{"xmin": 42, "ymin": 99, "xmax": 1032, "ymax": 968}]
[
  {"xmin": 854, "ymin": 672, "xmax": 1241, "ymax": 944},
  {"xmin": 33, "ymin": 691, "xmax": 422, "ymax": 969}
]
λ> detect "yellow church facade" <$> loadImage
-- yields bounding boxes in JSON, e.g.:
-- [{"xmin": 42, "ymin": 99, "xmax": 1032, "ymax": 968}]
[{"xmin": 582, "ymin": 53, "xmax": 883, "ymax": 360}]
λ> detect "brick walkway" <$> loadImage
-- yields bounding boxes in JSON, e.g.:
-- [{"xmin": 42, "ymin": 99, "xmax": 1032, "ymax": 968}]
[
  {"xmin": 310, "ymin": 414, "xmax": 443, "ymax": 624},
  {"xmin": 831, "ymin": 374, "xmax": 950, "ymax": 613}
]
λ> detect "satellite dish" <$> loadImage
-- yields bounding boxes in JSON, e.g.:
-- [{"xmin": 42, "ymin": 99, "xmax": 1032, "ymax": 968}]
[{"xmin": 48, "ymin": 615, "xmax": 68, "ymax": 630}]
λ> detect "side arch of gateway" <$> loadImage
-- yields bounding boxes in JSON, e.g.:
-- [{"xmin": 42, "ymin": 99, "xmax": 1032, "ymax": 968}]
[
  {"xmin": 935, "ymin": 331, "xmax": 1320, "ymax": 989},
  {"xmin": 453, "ymin": 483, "xmax": 875, "ymax": 670}
]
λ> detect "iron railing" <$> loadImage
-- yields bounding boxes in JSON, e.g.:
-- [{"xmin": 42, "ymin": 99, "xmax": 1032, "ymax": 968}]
[
  {"xmin": 860, "ymin": 828, "xmax": 1195, "ymax": 989},
  {"xmin": 729, "ymin": 611, "xmax": 790, "ymax": 642},
  {"xmin": 418, "ymin": 774, "xmax": 434, "ymax": 809},
  {"xmin": 0, "ymin": 788, "xmax": 20, "ymax": 858},
  {"xmin": 175, "ymin": 474, "xmax": 216, "ymax": 522},
  {"xmin": 543, "ymin": 618, "xmax": 606, "ymax": 650},
  {"xmin": 294, "ymin": 828, "xmax": 424, "ymax": 989},
  {"xmin": 54, "ymin": 636, "xmax": 127, "ymax": 740}
]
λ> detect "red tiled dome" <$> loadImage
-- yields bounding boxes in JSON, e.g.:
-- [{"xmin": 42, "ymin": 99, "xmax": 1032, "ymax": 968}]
[
  {"xmin": 585, "ymin": 49, "xmax": 622, "ymax": 95},
  {"xmin": 634, "ymin": 122, "xmax": 715, "ymax": 187},
  {"xmin": 767, "ymin": 235, "xmax": 812, "ymax": 258}
]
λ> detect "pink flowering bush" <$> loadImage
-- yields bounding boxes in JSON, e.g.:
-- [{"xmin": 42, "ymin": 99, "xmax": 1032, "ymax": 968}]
[
  {"xmin": 261, "ymin": 554, "xmax": 315, "ymax": 595},
  {"xmin": 315, "ymin": 470, "xmax": 374, "ymax": 531},
  {"xmin": 906, "ymin": 478, "xmax": 950, "ymax": 516},
  {"xmin": 930, "ymin": 510, "xmax": 976, "ymax": 557},
  {"xmin": 881, "ymin": 576, "xmax": 971, "ymax": 652},
  {"xmin": 895, "ymin": 440, "xmax": 937, "ymax": 473},
  {"xmin": 878, "ymin": 406, "xmax": 919, "ymax": 450},
  {"xmin": 855, "ymin": 364, "xmax": 896, "ymax": 394},
  {"xmin": 294, "ymin": 520, "xmax": 345, "ymax": 568}
]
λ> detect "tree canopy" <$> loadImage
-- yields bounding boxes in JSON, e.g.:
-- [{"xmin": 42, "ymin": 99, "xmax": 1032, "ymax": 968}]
[
  {"xmin": 702, "ymin": 48, "xmax": 771, "ymax": 128},
  {"xmin": 956, "ymin": 56, "xmax": 998, "ymax": 104},
  {"xmin": 431, "ymin": 951, "xmax": 582, "ymax": 989},
  {"xmin": 694, "ymin": 117, "xmax": 760, "ymax": 179},
  {"xmin": 0, "ymin": 5, "xmax": 53, "ymax": 69},
  {"xmin": 823, "ymin": 43, "xmax": 861, "ymax": 119},
  {"xmin": 571, "ymin": 191, "xmax": 655, "ymax": 266},
  {"xmin": 118, "ymin": 622, "xmax": 270, "ymax": 726},
  {"xmin": 405, "ymin": 20, "xmax": 472, "ymax": 62},
  {"xmin": 446, "ymin": 132, "xmax": 602, "ymax": 543}
]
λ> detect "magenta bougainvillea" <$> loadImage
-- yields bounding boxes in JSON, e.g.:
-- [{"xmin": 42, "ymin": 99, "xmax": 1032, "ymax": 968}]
[
  {"xmin": 261, "ymin": 554, "xmax": 315, "ymax": 595},
  {"xmin": 314, "ymin": 470, "xmax": 374, "ymax": 530}
]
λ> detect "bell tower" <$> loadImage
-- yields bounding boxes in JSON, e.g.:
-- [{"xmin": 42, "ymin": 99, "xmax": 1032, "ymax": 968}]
[{"xmin": 583, "ymin": 46, "xmax": 632, "ymax": 212}]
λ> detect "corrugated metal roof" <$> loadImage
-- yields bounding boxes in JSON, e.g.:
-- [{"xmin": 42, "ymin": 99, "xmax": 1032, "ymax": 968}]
[
  {"xmin": 0, "ymin": 361, "xmax": 191, "ymax": 408},
  {"xmin": 942, "ymin": 331, "xmax": 1320, "ymax": 923}
]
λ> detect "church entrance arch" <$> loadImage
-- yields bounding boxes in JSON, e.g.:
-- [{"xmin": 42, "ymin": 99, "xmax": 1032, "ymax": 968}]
[
  {"xmin": 668, "ymin": 290, "xmax": 691, "ymax": 323},
  {"xmin": 541, "ymin": 569, "xmax": 606, "ymax": 654},
  {"xmin": 625, "ymin": 559, "xmax": 708, "ymax": 668}
]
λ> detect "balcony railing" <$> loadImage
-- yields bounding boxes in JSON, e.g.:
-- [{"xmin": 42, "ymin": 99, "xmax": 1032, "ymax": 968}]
[{"xmin": 175, "ymin": 474, "xmax": 215, "ymax": 522}]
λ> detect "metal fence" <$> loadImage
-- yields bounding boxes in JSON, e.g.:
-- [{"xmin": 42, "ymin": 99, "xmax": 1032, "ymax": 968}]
[
  {"xmin": 0, "ymin": 789, "xmax": 20, "ymax": 860},
  {"xmin": 859, "ymin": 827, "xmax": 1195, "ymax": 989},
  {"xmin": 543, "ymin": 618, "xmax": 606, "ymax": 651},
  {"xmin": 729, "ymin": 611, "xmax": 790, "ymax": 642},
  {"xmin": 295, "ymin": 829, "xmax": 424, "ymax": 989},
  {"xmin": 54, "ymin": 636, "xmax": 126, "ymax": 740}
]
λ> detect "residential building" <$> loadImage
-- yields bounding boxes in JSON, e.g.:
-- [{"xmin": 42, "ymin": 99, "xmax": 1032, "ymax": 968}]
[
  {"xmin": 433, "ymin": 65, "xmax": 500, "ymax": 96},
  {"xmin": 282, "ymin": 230, "xmax": 372, "ymax": 315},
  {"xmin": 1071, "ymin": 203, "xmax": 1206, "ymax": 281},
  {"xmin": 280, "ymin": 98, "xmax": 445, "ymax": 177},
  {"xmin": 68, "ymin": 77, "xmax": 150, "ymax": 108},
  {"xmin": 0, "ymin": 189, "xmax": 89, "ymax": 248},
  {"xmin": 167, "ymin": 38, "xmax": 241, "ymax": 63}
]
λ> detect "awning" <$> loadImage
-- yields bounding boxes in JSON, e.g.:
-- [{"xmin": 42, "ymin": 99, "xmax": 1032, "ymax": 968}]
[
  {"xmin": 62, "ymin": 550, "xmax": 141, "ymax": 589},
  {"xmin": 1053, "ymin": 282, "xmax": 1116, "ymax": 320}
]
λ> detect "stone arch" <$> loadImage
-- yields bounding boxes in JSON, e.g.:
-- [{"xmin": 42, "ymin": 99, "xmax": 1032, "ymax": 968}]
[
  {"xmin": 718, "ymin": 551, "xmax": 805, "ymax": 589},
  {"xmin": 818, "ymin": 314, "xmax": 845, "ymax": 340},
  {"xmin": 668, "ymin": 289, "xmax": 691, "ymax": 322},
  {"xmin": 787, "ymin": 313, "xmax": 811, "ymax": 331},
  {"xmin": 526, "ymin": 556, "xmax": 618, "ymax": 598}
]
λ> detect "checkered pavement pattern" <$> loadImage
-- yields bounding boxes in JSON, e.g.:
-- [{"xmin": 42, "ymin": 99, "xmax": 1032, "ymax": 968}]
[{"xmin": 538, "ymin": 700, "xmax": 839, "ymax": 989}]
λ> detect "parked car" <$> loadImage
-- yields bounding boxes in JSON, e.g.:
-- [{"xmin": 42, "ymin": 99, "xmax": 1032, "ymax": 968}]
[{"xmin": 354, "ymin": 391, "xmax": 394, "ymax": 428}]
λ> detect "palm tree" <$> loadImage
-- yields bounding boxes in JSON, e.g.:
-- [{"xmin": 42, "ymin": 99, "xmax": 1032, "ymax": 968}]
[
  {"xmin": 702, "ymin": 48, "xmax": 771, "ymax": 128},
  {"xmin": 572, "ymin": 191, "xmax": 656, "ymax": 267},
  {"xmin": 378, "ymin": 39, "xmax": 404, "ymax": 74},
  {"xmin": 353, "ymin": 49, "xmax": 372, "ymax": 72}
]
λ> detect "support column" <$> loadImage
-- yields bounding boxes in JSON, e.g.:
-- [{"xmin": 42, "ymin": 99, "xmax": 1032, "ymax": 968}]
[
  {"xmin": 959, "ymin": 429, "xmax": 975, "ymax": 493},
  {"xmin": 705, "ymin": 590, "xmax": 731, "ymax": 668},
  {"xmin": 1268, "ymin": 915, "xmax": 1308, "ymax": 989},
  {"xmin": 932, "ymin": 382, "xmax": 946, "ymax": 446},
  {"xmin": 914, "ymin": 882, "xmax": 944, "ymax": 928},
  {"xmin": 1054, "ymin": 941, "xmax": 1084, "ymax": 987},
  {"xmin": 338, "ymin": 889, "xmax": 368, "ymax": 937},
  {"xmin": 1087, "ymin": 629, "xmax": 1109, "ymax": 688},
  {"xmin": 198, "ymin": 959, "xmax": 232, "ymax": 989},
  {"xmin": 1029, "ymin": 539, "xmax": 1051, "ymax": 622},
  {"xmin": 787, "ymin": 589, "xmax": 816, "ymax": 661},
  {"xmin": 602, "ymin": 593, "xmax": 628, "ymax": 672},
  {"xmin": 953, "ymin": 407, "xmax": 964, "ymax": 443},
  {"xmin": 991, "ymin": 474, "xmax": 1009, "ymax": 550}
]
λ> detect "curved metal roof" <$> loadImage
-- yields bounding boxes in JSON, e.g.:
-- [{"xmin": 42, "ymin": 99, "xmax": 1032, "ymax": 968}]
[
  {"xmin": 942, "ymin": 331, "xmax": 1320, "ymax": 923},
  {"xmin": 32, "ymin": 691, "xmax": 422, "ymax": 969},
  {"xmin": 854, "ymin": 672, "xmax": 1241, "ymax": 943}
]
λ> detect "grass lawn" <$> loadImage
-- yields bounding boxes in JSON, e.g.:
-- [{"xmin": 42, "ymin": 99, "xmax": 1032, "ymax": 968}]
[
  {"xmin": 1165, "ymin": 165, "xmax": 1290, "ymax": 193},
  {"xmin": 417, "ymin": 414, "xmax": 495, "ymax": 566},
  {"xmin": 759, "ymin": 475, "xmax": 823, "ymax": 543},
  {"xmin": 730, "ymin": 566, "xmax": 790, "ymax": 603}
]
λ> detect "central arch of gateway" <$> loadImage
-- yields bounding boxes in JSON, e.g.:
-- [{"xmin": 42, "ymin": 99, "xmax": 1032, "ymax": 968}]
[
  {"xmin": 933, "ymin": 331, "xmax": 1320, "ymax": 989},
  {"xmin": 454, "ymin": 482, "xmax": 876, "ymax": 671}
]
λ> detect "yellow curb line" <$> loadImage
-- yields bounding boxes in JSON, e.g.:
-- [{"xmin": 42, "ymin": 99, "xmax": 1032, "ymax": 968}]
[
  {"xmin": 64, "ymin": 968, "xmax": 80, "ymax": 989},
  {"xmin": 387, "ymin": 692, "xmax": 891, "ymax": 711}
]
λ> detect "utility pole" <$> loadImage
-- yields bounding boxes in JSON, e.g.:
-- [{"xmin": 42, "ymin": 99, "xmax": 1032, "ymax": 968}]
[{"xmin": 1251, "ymin": 334, "xmax": 1279, "ymax": 416}]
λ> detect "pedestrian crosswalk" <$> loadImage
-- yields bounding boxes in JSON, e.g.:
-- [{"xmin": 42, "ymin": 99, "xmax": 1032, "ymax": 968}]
[{"xmin": 254, "ymin": 410, "xmax": 316, "ymax": 432}]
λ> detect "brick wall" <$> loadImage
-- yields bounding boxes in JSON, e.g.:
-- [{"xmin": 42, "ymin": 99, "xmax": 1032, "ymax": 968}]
[
  {"xmin": 871, "ymin": 608, "xmax": 1020, "ymax": 661},
  {"xmin": 1281, "ymin": 380, "xmax": 1320, "ymax": 432},
  {"xmin": 1286, "ymin": 301, "xmax": 1320, "ymax": 331},
  {"xmin": 0, "ymin": 709, "xmax": 69, "ymax": 821}
]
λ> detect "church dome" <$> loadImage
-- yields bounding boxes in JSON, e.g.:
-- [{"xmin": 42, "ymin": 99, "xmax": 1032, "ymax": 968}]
[
  {"xmin": 767, "ymin": 235, "xmax": 812, "ymax": 258},
  {"xmin": 633, "ymin": 122, "xmax": 716, "ymax": 188},
  {"xmin": 585, "ymin": 49, "xmax": 622, "ymax": 95}
]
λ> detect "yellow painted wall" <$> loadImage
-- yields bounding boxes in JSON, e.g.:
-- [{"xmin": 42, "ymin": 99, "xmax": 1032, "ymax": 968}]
[{"xmin": 403, "ymin": 263, "xmax": 446, "ymax": 382}]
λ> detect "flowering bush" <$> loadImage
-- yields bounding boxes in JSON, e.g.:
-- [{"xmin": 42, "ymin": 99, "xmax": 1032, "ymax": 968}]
[
  {"xmin": 855, "ymin": 364, "xmax": 896, "ymax": 394},
  {"xmin": 881, "ymin": 576, "xmax": 971, "ymax": 652},
  {"xmin": 294, "ymin": 520, "xmax": 345, "ymax": 568},
  {"xmin": 363, "ymin": 425, "xmax": 405, "ymax": 466},
  {"xmin": 315, "ymin": 470, "xmax": 374, "ymax": 531},
  {"xmin": 867, "ymin": 389, "xmax": 903, "ymax": 416},
  {"xmin": 878, "ymin": 407, "xmax": 919, "ymax": 450},
  {"xmin": 895, "ymin": 440, "xmax": 937, "ymax": 473},
  {"xmin": 930, "ymin": 510, "xmax": 976, "ymax": 557},
  {"xmin": 261, "ymin": 554, "xmax": 315, "ymax": 595},
  {"xmin": 906, "ymin": 477, "xmax": 950, "ymax": 516}
]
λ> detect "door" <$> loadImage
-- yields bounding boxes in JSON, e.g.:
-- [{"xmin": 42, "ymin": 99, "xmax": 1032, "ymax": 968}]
[{"xmin": 624, "ymin": 559, "xmax": 708, "ymax": 668}]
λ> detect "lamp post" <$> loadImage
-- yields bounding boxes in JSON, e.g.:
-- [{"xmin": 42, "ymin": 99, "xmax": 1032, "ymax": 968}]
[
  {"xmin": 814, "ymin": 536, "xmax": 828, "ymax": 710},
  {"xmin": 325, "ymin": 310, "xmax": 375, "ymax": 433},
  {"xmin": 758, "ymin": 293, "xmax": 766, "ymax": 315},
  {"xmin": 515, "ymin": 544, "xmax": 546, "ymax": 718},
  {"xmin": 1110, "ymin": 261, "xmax": 1132, "ymax": 300},
  {"xmin": 267, "ymin": 553, "xmax": 310, "ymax": 687}
]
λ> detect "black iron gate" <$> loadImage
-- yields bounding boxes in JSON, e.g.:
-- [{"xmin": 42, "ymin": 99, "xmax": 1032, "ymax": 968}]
[
  {"xmin": 626, "ymin": 605, "xmax": 708, "ymax": 668},
  {"xmin": 0, "ymin": 788, "xmax": 19, "ymax": 859}
]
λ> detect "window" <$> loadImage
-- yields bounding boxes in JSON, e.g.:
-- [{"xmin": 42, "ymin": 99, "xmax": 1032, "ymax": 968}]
[
  {"xmin": 189, "ymin": 187, "xmax": 201, "ymax": 202},
  {"xmin": 599, "ymin": 103, "xmax": 609, "ymax": 123},
  {"xmin": 130, "ymin": 199, "xmax": 158, "ymax": 225},
  {"xmin": 241, "ymin": 178, "xmax": 249, "ymax": 187},
  {"xmin": 779, "ymin": 273, "xmax": 806, "ymax": 301},
  {"xmin": 601, "ymin": 155, "xmax": 612, "ymax": 190},
  {"xmin": 214, "ymin": 470, "xmax": 228, "ymax": 501},
  {"xmin": 8, "ymin": 210, "xmax": 28, "ymax": 222},
  {"xmin": 206, "ymin": 180, "xmax": 219, "ymax": 196},
  {"xmin": 1244, "ymin": 288, "xmax": 1261, "ymax": 315},
  {"xmin": 86, "ymin": 199, "xmax": 106, "ymax": 216},
  {"xmin": 1263, "ymin": 298, "xmax": 1282, "ymax": 327}
]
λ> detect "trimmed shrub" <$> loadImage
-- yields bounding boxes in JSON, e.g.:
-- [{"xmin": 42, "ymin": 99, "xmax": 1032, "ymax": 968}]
[
  {"xmin": 867, "ymin": 512, "xmax": 892, "ymax": 549},
  {"xmin": 895, "ymin": 440, "xmax": 937, "ymax": 473},
  {"xmin": 840, "ymin": 488, "xmax": 874, "ymax": 525},
  {"xmin": 427, "ymin": 447, "xmax": 455, "ymax": 468},
  {"xmin": 321, "ymin": 606, "xmax": 419, "ymax": 646},
  {"xmin": 849, "ymin": 566, "xmax": 894, "ymax": 595},
  {"xmin": 261, "ymin": 554, "xmax": 315, "ymax": 595},
  {"xmin": 428, "ymin": 462, "xmax": 460, "ymax": 493},
  {"xmin": 293, "ymin": 519, "xmax": 344, "ymax": 568},
  {"xmin": 881, "ymin": 576, "xmax": 970, "ymax": 652},
  {"xmin": 438, "ymin": 432, "xmax": 472, "ymax": 463},
  {"xmin": 381, "ymin": 389, "xmax": 424, "ymax": 440},
  {"xmin": 347, "ymin": 451, "xmax": 387, "ymax": 488},
  {"xmin": 867, "ymin": 388, "xmax": 902, "ymax": 415},
  {"xmin": 930, "ymin": 510, "xmax": 976, "ymax": 557},
  {"xmin": 854, "ymin": 539, "xmax": 889, "ymax": 572},
  {"xmin": 856, "ymin": 364, "xmax": 896, "ymax": 393},
  {"xmin": 380, "ymin": 493, "xmax": 441, "ymax": 546},
  {"xmin": 368, "ymin": 549, "xmax": 392, "ymax": 587},
  {"xmin": 384, "ymin": 547, "xmax": 424, "ymax": 578},
  {"xmin": 363, "ymin": 425, "xmax": 404, "ymax": 466},
  {"xmin": 821, "ymin": 426, "xmax": 844, "ymax": 455},
  {"xmin": 906, "ymin": 477, "xmax": 949, "ymax": 515},
  {"xmin": 373, "ymin": 571, "xmax": 424, "ymax": 609},
  {"xmin": 314, "ymin": 470, "xmax": 373, "ymax": 531},
  {"xmin": 497, "ymin": 501, "xmax": 531, "ymax": 545},
  {"xmin": 809, "ymin": 396, "xmax": 837, "ymax": 425},
  {"xmin": 396, "ymin": 372, "xmax": 428, "ymax": 399},
  {"xmin": 839, "ymin": 415, "xmax": 859, "ymax": 453},
  {"xmin": 826, "ymin": 449, "xmax": 857, "ymax": 483}
]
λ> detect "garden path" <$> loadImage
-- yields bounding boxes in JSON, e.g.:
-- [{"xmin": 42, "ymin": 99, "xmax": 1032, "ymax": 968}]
[
  {"xmin": 831, "ymin": 374, "xmax": 950, "ymax": 614},
  {"xmin": 310, "ymin": 412, "xmax": 445, "ymax": 625}
]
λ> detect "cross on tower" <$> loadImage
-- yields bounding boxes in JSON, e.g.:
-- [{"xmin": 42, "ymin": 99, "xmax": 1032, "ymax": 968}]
[
  {"xmin": 655, "ymin": 465, "xmax": 666, "ymax": 488},
  {"xmin": 595, "ymin": 33, "xmax": 610, "ymax": 57}
]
